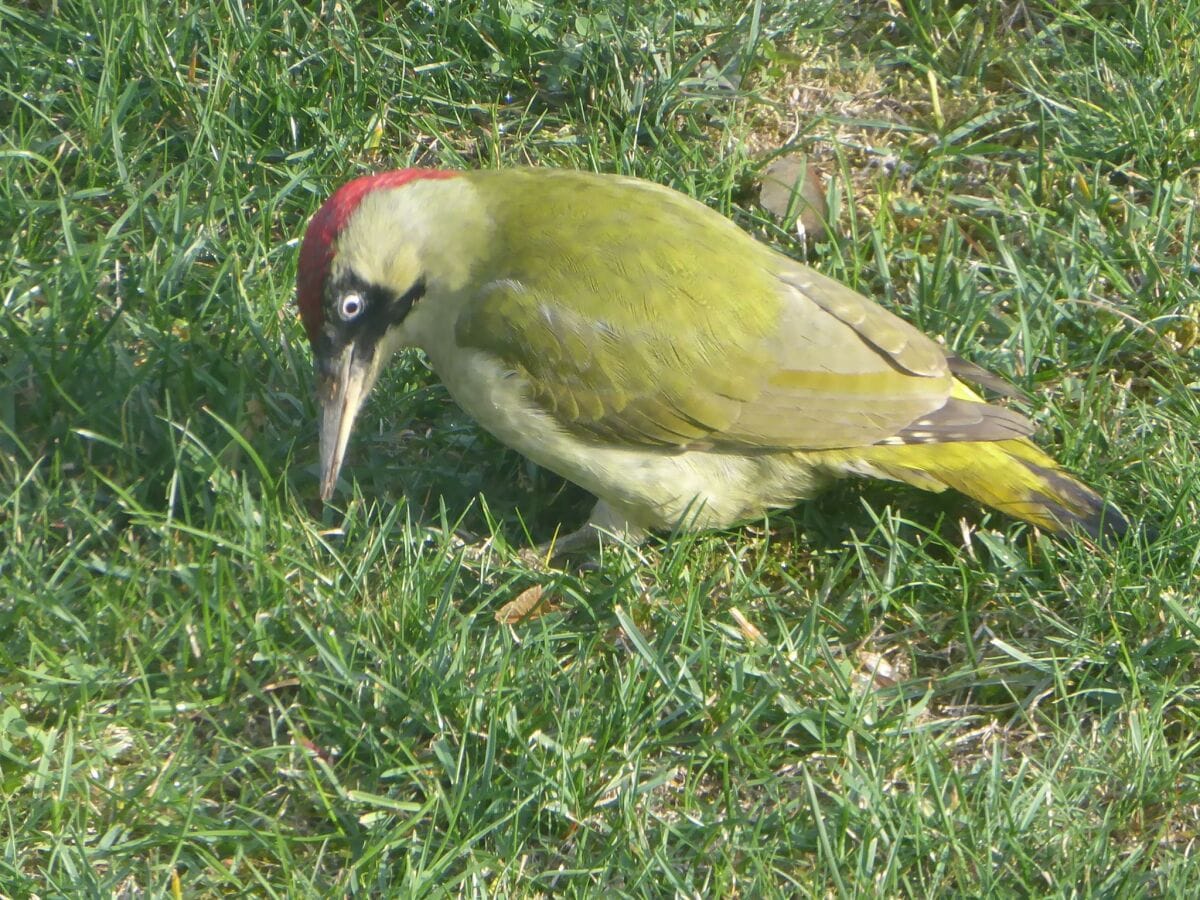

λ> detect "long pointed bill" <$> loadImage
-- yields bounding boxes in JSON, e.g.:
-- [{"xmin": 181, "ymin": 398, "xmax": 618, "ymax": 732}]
[{"xmin": 317, "ymin": 344, "xmax": 375, "ymax": 501}]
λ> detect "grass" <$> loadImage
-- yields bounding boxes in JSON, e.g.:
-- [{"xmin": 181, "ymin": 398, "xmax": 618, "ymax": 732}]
[{"xmin": 2, "ymin": 0, "xmax": 1198, "ymax": 894}]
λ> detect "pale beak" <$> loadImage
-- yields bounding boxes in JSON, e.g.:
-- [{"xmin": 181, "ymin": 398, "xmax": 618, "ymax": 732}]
[{"xmin": 317, "ymin": 344, "xmax": 375, "ymax": 501}]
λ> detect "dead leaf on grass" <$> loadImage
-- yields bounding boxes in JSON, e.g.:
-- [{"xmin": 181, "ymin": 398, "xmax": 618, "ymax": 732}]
[
  {"xmin": 757, "ymin": 152, "xmax": 829, "ymax": 239},
  {"xmin": 495, "ymin": 584, "xmax": 557, "ymax": 624}
]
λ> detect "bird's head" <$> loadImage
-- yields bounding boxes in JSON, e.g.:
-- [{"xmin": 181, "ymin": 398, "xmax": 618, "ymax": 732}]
[{"xmin": 296, "ymin": 168, "xmax": 473, "ymax": 501}]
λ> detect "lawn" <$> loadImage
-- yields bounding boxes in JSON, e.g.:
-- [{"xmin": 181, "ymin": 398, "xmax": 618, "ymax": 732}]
[{"xmin": 2, "ymin": 0, "xmax": 1199, "ymax": 895}]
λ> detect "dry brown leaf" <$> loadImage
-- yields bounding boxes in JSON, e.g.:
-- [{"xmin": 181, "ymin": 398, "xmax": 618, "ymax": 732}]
[
  {"xmin": 495, "ymin": 584, "xmax": 557, "ymax": 624},
  {"xmin": 730, "ymin": 606, "xmax": 767, "ymax": 645},
  {"xmin": 757, "ymin": 153, "xmax": 829, "ymax": 238},
  {"xmin": 854, "ymin": 649, "xmax": 899, "ymax": 690}
]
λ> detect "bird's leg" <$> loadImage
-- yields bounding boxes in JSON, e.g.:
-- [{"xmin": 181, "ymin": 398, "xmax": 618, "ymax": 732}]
[{"xmin": 530, "ymin": 500, "xmax": 648, "ymax": 562}]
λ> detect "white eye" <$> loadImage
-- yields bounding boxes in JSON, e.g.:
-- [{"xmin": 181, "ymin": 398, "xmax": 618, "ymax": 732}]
[{"xmin": 338, "ymin": 292, "xmax": 365, "ymax": 321}]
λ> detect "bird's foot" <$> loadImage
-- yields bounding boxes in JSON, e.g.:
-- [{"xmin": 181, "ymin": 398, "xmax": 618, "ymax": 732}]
[{"xmin": 520, "ymin": 502, "xmax": 648, "ymax": 567}]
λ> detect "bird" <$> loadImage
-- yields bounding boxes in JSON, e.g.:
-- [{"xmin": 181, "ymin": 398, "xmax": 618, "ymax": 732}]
[{"xmin": 295, "ymin": 166, "xmax": 1127, "ymax": 552}]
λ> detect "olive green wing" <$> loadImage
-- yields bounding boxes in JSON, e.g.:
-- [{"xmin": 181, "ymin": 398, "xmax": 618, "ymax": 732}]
[{"xmin": 455, "ymin": 170, "xmax": 1031, "ymax": 452}]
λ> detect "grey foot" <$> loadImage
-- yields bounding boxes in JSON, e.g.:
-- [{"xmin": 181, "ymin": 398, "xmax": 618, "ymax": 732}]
[{"xmin": 526, "ymin": 501, "xmax": 648, "ymax": 564}]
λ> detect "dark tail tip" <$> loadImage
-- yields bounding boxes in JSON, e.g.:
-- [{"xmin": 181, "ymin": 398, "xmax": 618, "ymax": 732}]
[
  {"xmin": 1029, "ymin": 464, "xmax": 1132, "ymax": 543},
  {"xmin": 1081, "ymin": 501, "xmax": 1130, "ymax": 542}
]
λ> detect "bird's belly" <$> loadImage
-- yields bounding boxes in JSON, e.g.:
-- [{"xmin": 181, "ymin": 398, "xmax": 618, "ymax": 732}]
[{"xmin": 430, "ymin": 348, "xmax": 829, "ymax": 530}]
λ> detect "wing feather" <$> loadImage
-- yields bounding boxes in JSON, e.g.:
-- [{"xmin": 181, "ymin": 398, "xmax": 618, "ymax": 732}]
[{"xmin": 453, "ymin": 169, "xmax": 1031, "ymax": 453}]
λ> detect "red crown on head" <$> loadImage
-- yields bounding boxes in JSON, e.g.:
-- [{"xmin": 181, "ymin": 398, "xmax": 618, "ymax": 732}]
[{"xmin": 296, "ymin": 168, "xmax": 460, "ymax": 341}]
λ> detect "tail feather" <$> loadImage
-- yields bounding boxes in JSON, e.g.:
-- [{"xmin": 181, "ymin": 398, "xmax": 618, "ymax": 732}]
[{"xmin": 836, "ymin": 438, "xmax": 1128, "ymax": 540}]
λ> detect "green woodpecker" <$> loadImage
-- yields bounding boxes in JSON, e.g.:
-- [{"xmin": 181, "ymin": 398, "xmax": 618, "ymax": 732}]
[{"xmin": 297, "ymin": 167, "xmax": 1126, "ymax": 549}]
